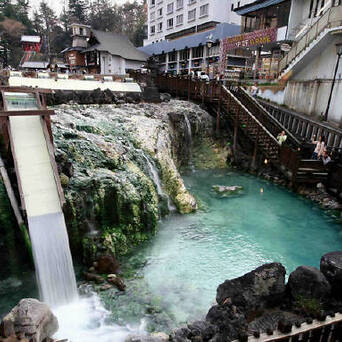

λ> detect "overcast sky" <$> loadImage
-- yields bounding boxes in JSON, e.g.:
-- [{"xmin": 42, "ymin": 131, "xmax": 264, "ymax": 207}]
[{"xmin": 29, "ymin": 0, "xmax": 140, "ymax": 15}]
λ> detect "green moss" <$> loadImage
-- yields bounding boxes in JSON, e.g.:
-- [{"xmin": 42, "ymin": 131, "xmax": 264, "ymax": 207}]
[{"xmin": 294, "ymin": 296, "xmax": 322, "ymax": 316}]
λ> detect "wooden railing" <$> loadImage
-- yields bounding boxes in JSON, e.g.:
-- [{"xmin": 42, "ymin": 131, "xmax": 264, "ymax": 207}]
[
  {"xmin": 279, "ymin": 5, "xmax": 342, "ymax": 74},
  {"xmin": 233, "ymin": 312, "xmax": 342, "ymax": 342},
  {"xmin": 230, "ymin": 86, "xmax": 301, "ymax": 149},
  {"xmin": 155, "ymin": 75, "xmax": 280, "ymax": 161},
  {"xmin": 259, "ymin": 100, "xmax": 342, "ymax": 155}
]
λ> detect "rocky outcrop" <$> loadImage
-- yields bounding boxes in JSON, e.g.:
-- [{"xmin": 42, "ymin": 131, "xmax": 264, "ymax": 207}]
[
  {"xmin": 320, "ymin": 251, "xmax": 342, "ymax": 297},
  {"xmin": 216, "ymin": 263, "xmax": 286, "ymax": 312},
  {"xmin": 0, "ymin": 299, "xmax": 58, "ymax": 342},
  {"xmin": 288, "ymin": 266, "xmax": 331, "ymax": 301},
  {"xmin": 51, "ymin": 100, "xmax": 216, "ymax": 264}
]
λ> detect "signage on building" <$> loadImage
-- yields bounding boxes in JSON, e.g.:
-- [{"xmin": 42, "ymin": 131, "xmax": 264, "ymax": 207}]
[
  {"xmin": 280, "ymin": 43, "xmax": 291, "ymax": 52},
  {"xmin": 219, "ymin": 27, "xmax": 278, "ymax": 73}
]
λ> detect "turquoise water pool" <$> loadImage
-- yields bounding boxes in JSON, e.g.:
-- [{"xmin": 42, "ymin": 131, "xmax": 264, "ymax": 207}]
[
  {"xmin": 118, "ymin": 169, "xmax": 342, "ymax": 329},
  {"xmin": 1, "ymin": 169, "xmax": 342, "ymax": 337}
]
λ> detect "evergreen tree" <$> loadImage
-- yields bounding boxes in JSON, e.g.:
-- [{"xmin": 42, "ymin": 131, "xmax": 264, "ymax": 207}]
[{"xmin": 68, "ymin": 0, "xmax": 88, "ymax": 24}]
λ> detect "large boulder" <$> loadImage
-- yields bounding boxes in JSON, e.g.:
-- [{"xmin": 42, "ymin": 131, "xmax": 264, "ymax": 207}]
[
  {"xmin": 206, "ymin": 303, "xmax": 247, "ymax": 341},
  {"xmin": 0, "ymin": 299, "xmax": 58, "ymax": 342},
  {"xmin": 216, "ymin": 263, "xmax": 286, "ymax": 313},
  {"xmin": 320, "ymin": 251, "xmax": 342, "ymax": 297},
  {"xmin": 287, "ymin": 266, "xmax": 331, "ymax": 300}
]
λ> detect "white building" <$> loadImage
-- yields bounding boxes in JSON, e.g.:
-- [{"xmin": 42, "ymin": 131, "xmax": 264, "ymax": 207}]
[
  {"xmin": 144, "ymin": 0, "xmax": 253, "ymax": 46},
  {"xmin": 278, "ymin": 1, "xmax": 342, "ymax": 126}
]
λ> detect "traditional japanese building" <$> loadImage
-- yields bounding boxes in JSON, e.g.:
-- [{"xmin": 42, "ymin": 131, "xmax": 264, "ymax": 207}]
[{"xmin": 62, "ymin": 23, "xmax": 148, "ymax": 75}]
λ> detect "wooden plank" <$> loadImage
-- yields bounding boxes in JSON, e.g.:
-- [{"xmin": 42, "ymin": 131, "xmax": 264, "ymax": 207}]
[
  {"xmin": 0, "ymin": 86, "xmax": 53, "ymax": 94},
  {"xmin": 0, "ymin": 109, "xmax": 55, "ymax": 117},
  {"xmin": 0, "ymin": 154, "xmax": 24, "ymax": 226},
  {"xmin": 40, "ymin": 116, "xmax": 66, "ymax": 207},
  {"xmin": 7, "ymin": 119, "xmax": 26, "ymax": 211}
]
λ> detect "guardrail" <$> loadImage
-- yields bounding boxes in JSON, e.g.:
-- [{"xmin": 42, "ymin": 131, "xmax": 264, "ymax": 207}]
[
  {"xmin": 259, "ymin": 100, "xmax": 342, "ymax": 154},
  {"xmin": 279, "ymin": 5, "xmax": 342, "ymax": 74},
  {"xmin": 1, "ymin": 70, "xmax": 130, "ymax": 83}
]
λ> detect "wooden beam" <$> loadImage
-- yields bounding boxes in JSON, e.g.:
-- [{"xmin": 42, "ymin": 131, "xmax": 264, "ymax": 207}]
[
  {"xmin": 0, "ymin": 154, "xmax": 24, "ymax": 226},
  {"xmin": 0, "ymin": 86, "xmax": 53, "ymax": 94},
  {"xmin": 0, "ymin": 109, "xmax": 55, "ymax": 117},
  {"xmin": 40, "ymin": 116, "xmax": 66, "ymax": 207},
  {"xmin": 7, "ymin": 119, "xmax": 26, "ymax": 211}
]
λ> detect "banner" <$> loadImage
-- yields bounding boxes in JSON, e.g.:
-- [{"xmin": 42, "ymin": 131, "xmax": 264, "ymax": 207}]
[{"xmin": 219, "ymin": 27, "xmax": 278, "ymax": 73}]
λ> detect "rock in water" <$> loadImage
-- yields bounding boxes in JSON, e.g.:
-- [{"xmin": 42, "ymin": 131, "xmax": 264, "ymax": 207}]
[
  {"xmin": 96, "ymin": 255, "xmax": 119, "ymax": 274},
  {"xmin": 288, "ymin": 266, "xmax": 331, "ymax": 300},
  {"xmin": 107, "ymin": 274, "xmax": 126, "ymax": 291},
  {"xmin": 216, "ymin": 263, "xmax": 286, "ymax": 312},
  {"xmin": 320, "ymin": 251, "xmax": 342, "ymax": 297},
  {"xmin": 0, "ymin": 298, "xmax": 58, "ymax": 342},
  {"xmin": 212, "ymin": 185, "xmax": 243, "ymax": 195}
]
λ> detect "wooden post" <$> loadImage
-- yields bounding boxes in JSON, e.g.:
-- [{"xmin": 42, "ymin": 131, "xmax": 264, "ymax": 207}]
[
  {"xmin": 0, "ymin": 155, "xmax": 24, "ymax": 226},
  {"xmin": 216, "ymin": 85, "xmax": 222, "ymax": 133},
  {"xmin": 188, "ymin": 76, "xmax": 191, "ymax": 101},
  {"xmin": 252, "ymin": 126, "xmax": 260, "ymax": 168},
  {"xmin": 233, "ymin": 108, "xmax": 239, "ymax": 153},
  {"xmin": 0, "ymin": 154, "xmax": 32, "ymax": 257}
]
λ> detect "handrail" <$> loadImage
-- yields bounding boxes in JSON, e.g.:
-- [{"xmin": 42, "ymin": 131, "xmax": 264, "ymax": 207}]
[
  {"xmin": 222, "ymin": 85, "xmax": 280, "ymax": 146},
  {"xmin": 279, "ymin": 5, "xmax": 342, "ymax": 74},
  {"xmin": 238, "ymin": 86, "xmax": 302, "ymax": 147},
  {"xmin": 259, "ymin": 99, "xmax": 342, "ymax": 152}
]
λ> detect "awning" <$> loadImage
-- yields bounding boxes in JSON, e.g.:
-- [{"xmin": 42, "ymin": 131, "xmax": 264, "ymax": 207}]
[{"xmin": 234, "ymin": 0, "xmax": 287, "ymax": 16}]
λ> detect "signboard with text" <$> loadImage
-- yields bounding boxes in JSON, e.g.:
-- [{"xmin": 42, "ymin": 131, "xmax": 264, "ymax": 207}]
[{"xmin": 219, "ymin": 27, "xmax": 278, "ymax": 73}]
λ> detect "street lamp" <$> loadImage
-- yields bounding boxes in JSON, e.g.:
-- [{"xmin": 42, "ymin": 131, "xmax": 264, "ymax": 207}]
[
  {"xmin": 206, "ymin": 34, "xmax": 214, "ymax": 49},
  {"xmin": 324, "ymin": 43, "xmax": 342, "ymax": 121}
]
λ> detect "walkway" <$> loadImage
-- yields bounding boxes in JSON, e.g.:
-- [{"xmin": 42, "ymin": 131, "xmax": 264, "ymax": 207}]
[{"xmin": 155, "ymin": 76, "xmax": 336, "ymax": 186}]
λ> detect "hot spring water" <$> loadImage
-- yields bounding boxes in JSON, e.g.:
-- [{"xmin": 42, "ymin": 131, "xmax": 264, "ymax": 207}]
[{"xmin": 2, "ymin": 170, "xmax": 342, "ymax": 341}]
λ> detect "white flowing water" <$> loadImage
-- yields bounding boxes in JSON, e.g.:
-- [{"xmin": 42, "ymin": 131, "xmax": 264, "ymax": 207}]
[
  {"xmin": 28, "ymin": 213, "xmax": 78, "ymax": 306},
  {"xmin": 53, "ymin": 289, "xmax": 146, "ymax": 342},
  {"xmin": 141, "ymin": 151, "xmax": 176, "ymax": 212},
  {"xmin": 5, "ymin": 92, "xmax": 78, "ymax": 307}
]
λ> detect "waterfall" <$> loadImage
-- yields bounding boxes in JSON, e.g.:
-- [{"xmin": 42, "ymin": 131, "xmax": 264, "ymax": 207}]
[
  {"xmin": 5, "ymin": 92, "xmax": 78, "ymax": 308},
  {"xmin": 184, "ymin": 114, "xmax": 195, "ymax": 171},
  {"xmin": 184, "ymin": 114, "xmax": 192, "ymax": 148},
  {"xmin": 142, "ymin": 152, "xmax": 164, "ymax": 197},
  {"xmin": 141, "ymin": 151, "xmax": 176, "ymax": 212},
  {"xmin": 28, "ymin": 213, "xmax": 78, "ymax": 307}
]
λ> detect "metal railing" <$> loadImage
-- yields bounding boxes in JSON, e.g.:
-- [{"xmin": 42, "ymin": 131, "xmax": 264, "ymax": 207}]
[
  {"xmin": 279, "ymin": 5, "xmax": 342, "ymax": 74},
  {"xmin": 259, "ymin": 100, "xmax": 342, "ymax": 154}
]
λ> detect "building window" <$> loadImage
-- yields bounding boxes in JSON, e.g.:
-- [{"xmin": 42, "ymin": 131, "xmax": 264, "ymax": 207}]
[
  {"xmin": 167, "ymin": 18, "xmax": 174, "ymax": 28},
  {"xmin": 151, "ymin": 0, "xmax": 155, "ymax": 6},
  {"xmin": 176, "ymin": 14, "xmax": 183, "ymax": 25},
  {"xmin": 168, "ymin": 51, "xmax": 177, "ymax": 62},
  {"xmin": 180, "ymin": 49, "xmax": 189, "ymax": 60},
  {"xmin": 176, "ymin": 0, "xmax": 183, "ymax": 9},
  {"xmin": 199, "ymin": 4, "xmax": 209, "ymax": 17},
  {"xmin": 167, "ymin": 2, "xmax": 174, "ymax": 14},
  {"xmin": 158, "ymin": 8, "xmax": 163, "ymax": 17},
  {"xmin": 150, "ymin": 25, "xmax": 155, "ymax": 34},
  {"xmin": 192, "ymin": 46, "xmax": 203, "ymax": 58},
  {"xmin": 188, "ymin": 0, "xmax": 196, "ymax": 4},
  {"xmin": 231, "ymin": 3, "xmax": 234, "ymax": 11},
  {"xmin": 188, "ymin": 8, "xmax": 196, "ymax": 21},
  {"xmin": 150, "ymin": 11, "xmax": 155, "ymax": 21},
  {"xmin": 158, "ymin": 22, "xmax": 163, "ymax": 31}
]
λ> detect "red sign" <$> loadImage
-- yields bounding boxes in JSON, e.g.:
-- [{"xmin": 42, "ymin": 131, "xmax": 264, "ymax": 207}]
[{"xmin": 219, "ymin": 27, "xmax": 278, "ymax": 72}]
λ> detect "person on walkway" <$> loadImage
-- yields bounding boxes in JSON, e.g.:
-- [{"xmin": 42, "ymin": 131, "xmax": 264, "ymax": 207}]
[
  {"xmin": 322, "ymin": 150, "xmax": 331, "ymax": 165},
  {"xmin": 311, "ymin": 135, "xmax": 325, "ymax": 159},
  {"xmin": 251, "ymin": 83, "xmax": 259, "ymax": 97},
  {"xmin": 277, "ymin": 130, "xmax": 287, "ymax": 145}
]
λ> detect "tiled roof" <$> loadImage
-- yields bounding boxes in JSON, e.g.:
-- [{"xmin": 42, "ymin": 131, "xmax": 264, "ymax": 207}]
[
  {"xmin": 84, "ymin": 30, "xmax": 148, "ymax": 62},
  {"xmin": 138, "ymin": 23, "xmax": 241, "ymax": 55},
  {"xmin": 234, "ymin": 0, "xmax": 287, "ymax": 16}
]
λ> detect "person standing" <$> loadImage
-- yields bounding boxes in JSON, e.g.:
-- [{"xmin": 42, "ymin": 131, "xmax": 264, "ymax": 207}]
[
  {"xmin": 277, "ymin": 130, "xmax": 287, "ymax": 145},
  {"xmin": 311, "ymin": 135, "xmax": 325, "ymax": 159}
]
